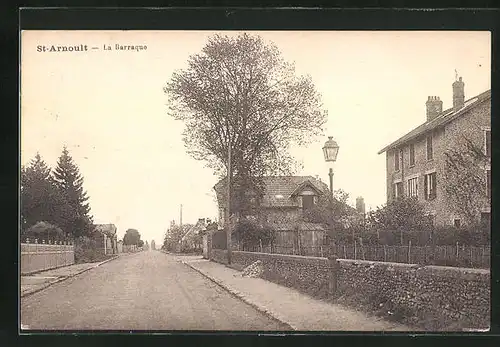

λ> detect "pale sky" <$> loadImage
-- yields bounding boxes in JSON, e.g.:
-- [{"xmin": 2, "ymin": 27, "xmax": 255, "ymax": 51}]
[{"xmin": 20, "ymin": 31, "xmax": 491, "ymax": 245}]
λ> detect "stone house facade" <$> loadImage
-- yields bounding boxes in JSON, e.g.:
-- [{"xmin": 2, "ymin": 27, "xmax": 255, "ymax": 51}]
[{"xmin": 378, "ymin": 77, "xmax": 491, "ymax": 227}]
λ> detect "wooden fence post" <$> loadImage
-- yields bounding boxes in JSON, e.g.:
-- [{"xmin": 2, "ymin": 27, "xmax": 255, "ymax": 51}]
[
  {"xmin": 470, "ymin": 246, "xmax": 473, "ymax": 268},
  {"xmin": 354, "ymin": 240, "xmax": 357, "ymax": 260},
  {"xmin": 408, "ymin": 240, "xmax": 411, "ymax": 263},
  {"xmin": 320, "ymin": 245, "xmax": 323, "ymax": 258},
  {"xmin": 456, "ymin": 242, "xmax": 459, "ymax": 260},
  {"xmin": 343, "ymin": 245, "xmax": 346, "ymax": 259},
  {"xmin": 259, "ymin": 239, "xmax": 263, "ymax": 253},
  {"xmin": 383, "ymin": 245, "xmax": 387, "ymax": 262},
  {"xmin": 444, "ymin": 246, "xmax": 447, "ymax": 266},
  {"xmin": 481, "ymin": 246, "xmax": 485, "ymax": 267}
]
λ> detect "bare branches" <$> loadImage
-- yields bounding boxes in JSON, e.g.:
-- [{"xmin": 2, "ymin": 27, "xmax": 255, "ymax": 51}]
[
  {"xmin": 164, "ymin": 33, "xmax": 327, "ymax": 217},
  {"xmin": 443, "ymin": 135, "xmax": 489, "ymax": 224}
]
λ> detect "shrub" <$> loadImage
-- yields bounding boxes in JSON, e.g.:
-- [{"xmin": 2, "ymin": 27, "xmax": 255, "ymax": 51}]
[
  {"xmin": 331, "ymin": 224, "xmax": 490, "ymax": 247},
  {"xmin": 234, "ymin": 219, "xmax": 276, "ymax": 250},
  {"xmin": 74, "ymin": 236, "xmax": 109, "ymax": 263},
  {"xmin": 23, "ymin": 221, "xmax": 67, "ymax": 242}
]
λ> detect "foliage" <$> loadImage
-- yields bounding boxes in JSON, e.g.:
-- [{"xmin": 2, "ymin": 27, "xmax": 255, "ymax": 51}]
[
  {"xmin": 443, "ymin": 135, "xmax": 489, "ymax": 225},
  {"xmin": 164, "ymin": 33, "xmax": 328, "ymax": 217},
  {"xmin": 123, "ymin": 228, "xmax": 143, "ymax": 246},
  {"xmin": 20, "ymin": 153, "xmax": 68, "ymax": 234},
  {"xmin": 303, "ymin": 189, "xmax": 358, "ymax": 231},
  {"xmin": 23, "ymin": 221, "xmax": 66, "ymax": 242},
  {"xmin": 366, "ymin": 196, "xmax": 433, "ymax": 232},
  {"xmin": 233, "ymin": 219, "xmax": 276, "ymax": 250},
  {"xmin": 52, "ymin": 146, "xmax": 94, "ymax": 238},
  {"xmin": 331, "ymin": 224, "xmax": 489, "ymax": 247},
  {"xmin": 162, "ymin": 224, "xmax": 191, "ymax": 251},
  {"xmin": 74, "ymin": 236, "xmax": 110, "ymax": 264}
]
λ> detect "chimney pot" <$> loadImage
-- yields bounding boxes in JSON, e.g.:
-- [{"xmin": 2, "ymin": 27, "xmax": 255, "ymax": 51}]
[
  {"xmin": 426, "ymin": 94, "xmax": 443, "ymax": 122},
  {"xmin": 453, "ymin": 76, "xmax": 465, "ymax": 109}
]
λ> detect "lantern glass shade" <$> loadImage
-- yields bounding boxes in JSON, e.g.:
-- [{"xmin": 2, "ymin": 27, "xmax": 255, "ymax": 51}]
[{"xmin": 323, "ymin": 136, "xmax": 339, "ymax": 162}]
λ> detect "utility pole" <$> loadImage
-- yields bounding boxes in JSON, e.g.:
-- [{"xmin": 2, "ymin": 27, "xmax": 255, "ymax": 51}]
[
  {"xmin": 226, "ymin": 138, "xmax": 232, "ymax": 264},
  {"xmin": 180, "ymin": 204, "xmax": 183, "ymax": 228}
]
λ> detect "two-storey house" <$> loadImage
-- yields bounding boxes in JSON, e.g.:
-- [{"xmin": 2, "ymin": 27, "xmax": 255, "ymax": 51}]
[{"xmin": 378, "ymin": 77, "xmax": 491, "ymax": 227}]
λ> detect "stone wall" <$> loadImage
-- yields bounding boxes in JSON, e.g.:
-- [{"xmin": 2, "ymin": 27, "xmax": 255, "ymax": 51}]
[{"xmin": 210, "ymin": 249, "xmax": 490, "ymax": 330}]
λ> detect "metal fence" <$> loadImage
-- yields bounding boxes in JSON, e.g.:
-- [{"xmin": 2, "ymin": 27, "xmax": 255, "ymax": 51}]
[
  {"xmin": 236, "ymin": 242, "xmax": 490, "ymax": 269},
  {"xmin": 21, "ymin": 240, "xmax": 75, "ymax": 274}
]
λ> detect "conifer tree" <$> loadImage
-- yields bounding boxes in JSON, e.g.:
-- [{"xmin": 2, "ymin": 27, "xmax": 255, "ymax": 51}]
[
  {"xmin": 52, "ymin": 146, "xmax": 94, "ymax": 238},
  {"xmin": 21, "ymin": 153, "xmax": 62, "ymax": 232}
]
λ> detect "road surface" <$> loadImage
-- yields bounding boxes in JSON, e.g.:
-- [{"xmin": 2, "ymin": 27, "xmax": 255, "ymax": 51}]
[{"xmin": 21, "ymin": 251, "xmax": 289, "ymax": 330}]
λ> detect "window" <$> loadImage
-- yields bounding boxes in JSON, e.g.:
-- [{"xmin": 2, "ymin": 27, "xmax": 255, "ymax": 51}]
[
  {"xmin": 425, "ymin": 214, "xmax": 435, "ymax": 227},
  {"xmin": 302, "ymin": 195, "xmax": 315, "ymax": 211},
  {"xmin": 424, "ymin": 172, "xmax": 437, "ymax": 200},
  {"xmin": 454, "ymin": 219, "xmax": 461, "ymax": 228},
  {"xmin": 486, "ymin": 169, "xmax": 491, "ymax": 199},
  {"xmin": 393, "ymin": 182, "xmax": 403, "ymax": 200},
  {"xmin": 409, "ymin": 143, "xmax": 415, "ymax": 166},
  {"xmin": 407, "ymin": 177, "xmax": 418, "ymax": 197},
  {"xmin": 394, "ymin": 149, "xmax": 400, "ymax": 171},
  {"xmin": 426, "ymin": 135, "xmax": 433, "ymax": 160},
  {"xmin": 481, "ymin": 212, "xmax": 491, "ymax": 229},
  {"xmin": 485, "ymin": 129, "xmax": 491, "ymax": 157}
]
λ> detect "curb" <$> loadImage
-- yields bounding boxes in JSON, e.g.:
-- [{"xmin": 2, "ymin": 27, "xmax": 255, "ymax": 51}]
[
  {"xmin": 21, "ymin": 255, "xmax": 120, "ymax": 298},
  {"xmin": 181, "ymin": 260, "xmax": 297, "ymax": 331}
]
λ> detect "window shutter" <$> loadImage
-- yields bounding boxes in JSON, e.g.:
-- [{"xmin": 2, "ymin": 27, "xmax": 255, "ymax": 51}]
[
  {"xmin": 424, "ymin": 175, "xmax": 428, "ymax": 200},
  {"xmin": 432, "ymin": 173, "xmax": 437, "ymax": 198}
]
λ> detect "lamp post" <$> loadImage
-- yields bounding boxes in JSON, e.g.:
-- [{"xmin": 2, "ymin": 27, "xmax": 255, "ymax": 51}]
[
  {"xmin": 226, "ymin": 135, "xmax": 232, "ymax": 265},
  {"xmin": 322, "ymin": 136, "xmax": 340, "ymax": 197},
  {"xmin": 322, "ymin": 136, "xmax": 339, "ymax": 264}
]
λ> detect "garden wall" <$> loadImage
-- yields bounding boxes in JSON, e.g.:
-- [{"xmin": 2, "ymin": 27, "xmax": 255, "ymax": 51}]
[{"xmin": 210, "ymin": 249, "xmax": 490, "ymax": 331}]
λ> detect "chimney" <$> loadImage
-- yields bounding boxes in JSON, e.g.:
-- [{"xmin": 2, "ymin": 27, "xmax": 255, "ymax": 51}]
[
  {"xmin": 425, "ymin": 96, "xmax": 443, "ymax": 121},
  {"xmin": 356, "ymin": 196, "xmax": 366, "ymax": 215},
  {"xmin": 452, "ymin": 76, "xmax": 465, "ymax": 110}
]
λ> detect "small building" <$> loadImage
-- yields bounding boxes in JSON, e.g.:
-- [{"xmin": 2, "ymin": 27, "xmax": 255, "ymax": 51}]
[
  {"xmin": 94, "ymin": 224, "xmax": 118, "ymax": 254},
  {"xmin": 214, "ymin": 176, "xmax": 356, "ymax": 254}
]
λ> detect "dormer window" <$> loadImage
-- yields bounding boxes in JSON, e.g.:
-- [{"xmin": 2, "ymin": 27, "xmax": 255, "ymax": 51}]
[{"xmin": 302, "ymin": 195, "xmax": 315, "ymax": 211}]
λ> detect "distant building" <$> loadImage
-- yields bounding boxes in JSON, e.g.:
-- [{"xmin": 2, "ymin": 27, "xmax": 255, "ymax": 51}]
[
  {"xmin": 356, "ymin": 196, "xmax": 366, "ymax": 216},
  {"xmin": 94, "ymin": 224, "xmax": 118, "ymax": 254},
  {"xmin": 378, "ymin": 76, "xmax": 491, "ymax": 226}
]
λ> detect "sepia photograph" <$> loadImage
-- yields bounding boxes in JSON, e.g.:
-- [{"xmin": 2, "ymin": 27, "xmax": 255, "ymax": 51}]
[{"xmin": 20, "ymin": 30, "xmax": 491, "ymax": 332}]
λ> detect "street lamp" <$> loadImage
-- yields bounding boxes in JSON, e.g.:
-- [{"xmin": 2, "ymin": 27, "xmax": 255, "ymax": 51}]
[
  {"xmin": 322, "ymin": 136, "xmax": 339, "ymax": 297},
  {"xmin": 322, "ymin": 136, "xmax": 339, "ymax": 198}
]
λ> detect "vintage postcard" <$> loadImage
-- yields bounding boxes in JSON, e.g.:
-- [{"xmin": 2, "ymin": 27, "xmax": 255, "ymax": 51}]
[{"xmin": 20, "ymin": 30, "xmax": 491, "ymax": 332}]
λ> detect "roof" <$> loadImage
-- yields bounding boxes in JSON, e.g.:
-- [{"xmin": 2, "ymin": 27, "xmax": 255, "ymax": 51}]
[
  {"xmin": 94, "ymin": 224, "xmax": 117, "ymax": 237},
  {"xmin": 180, "ymin": 219, "xmax": 208, "ymax": 242},
  {"xmin": 214, "ymin": 176, "xmax": 330, "ymax": 208},
  {"xmin": 270, "ymin": 221, "xmax": 326, "ymax": 231},
  {"xmin": 378, "ymin": 89, "xmax": 491, "ymax": 154}
]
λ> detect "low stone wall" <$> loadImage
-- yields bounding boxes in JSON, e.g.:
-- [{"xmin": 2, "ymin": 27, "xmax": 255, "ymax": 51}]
[
  {"xmin": 210, "ymin": 249, "xmax": 490, "ymax": 330},
  {"xmin": 336, "ymin": 259, "xmax": 490, "ymax": 330},
  {"xmin": 211, "ymin": 249, "xmax": 333, "ymax": 300}
]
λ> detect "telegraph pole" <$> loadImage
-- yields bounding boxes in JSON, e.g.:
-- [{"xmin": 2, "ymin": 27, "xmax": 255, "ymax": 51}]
[
  {"xmin": 226, "ymin": 138, "xmax": 232, "ymax": 265},
  {"xmin": 180, "ymin": 204, "xmax": 183, "ymax": 228}
]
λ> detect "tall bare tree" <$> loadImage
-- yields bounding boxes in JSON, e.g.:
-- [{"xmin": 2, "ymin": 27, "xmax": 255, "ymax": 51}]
[{"xmin": 164, "ymin": 33, "xmax": 327, "ymax": 217}]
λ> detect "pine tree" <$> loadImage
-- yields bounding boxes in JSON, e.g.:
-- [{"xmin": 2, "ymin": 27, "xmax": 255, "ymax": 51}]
[
  {"xmin": 52, "ymin": 146, "xmax": 94, "ymax": 238},
  {"xmin": 21, "ymin": 153, "xmax": 62, "ymax": 233}
]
